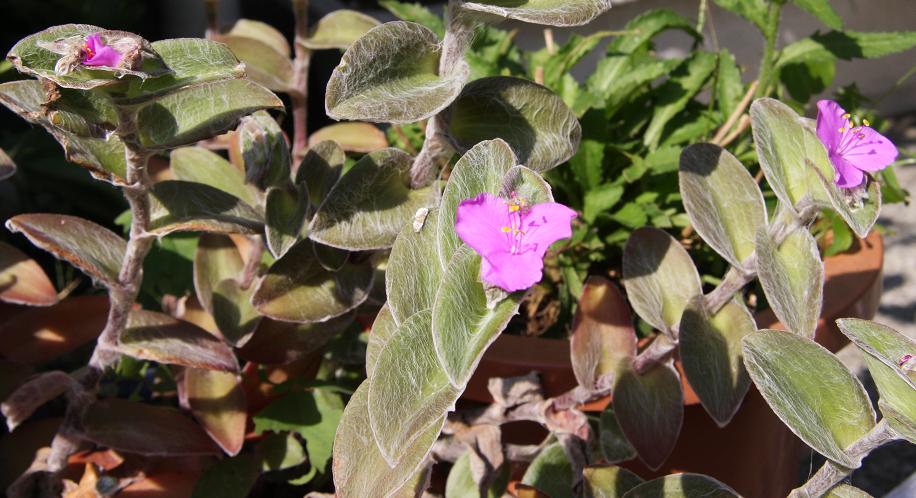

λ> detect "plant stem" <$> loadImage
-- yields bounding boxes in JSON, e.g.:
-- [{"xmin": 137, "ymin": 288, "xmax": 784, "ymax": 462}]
[
  {"xmin": 409, "ymin": 2, "xmax": 475, "ymax": 187},
  {"xmin": 204, "ymin": 0, "xmax": 220, "ymax": 39},
  {"xmin": 291, "ymin": 0, "xmax": 311, "ymax": 165},
  {"xmin": 755, "ymin": 1, "xmax": 782, "ymax": 98},
  {"xmin": 790, "ymin": 419, "xmax": 899, "ymax": 498}
]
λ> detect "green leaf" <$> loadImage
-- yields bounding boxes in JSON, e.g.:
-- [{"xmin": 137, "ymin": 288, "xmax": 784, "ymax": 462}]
[
  {"xmin": 325, "ymin": 21, "xmax": 468, "ymax": 123},
  {"xmin": 265, "ymin": 184, "xmax": 309, "ymax": 259},
  {"xmin": 584, "ymin": 184, "xmax": 624, "ymax": 224},
  {"xmin": 387, "ymin": 208, "xmax": 443, "ymax": 324},
  {"xmin": 742, "ymin": 330, "xmax": 876, "ymax": 467},
  {"xmin": 135, "ymin": 79, "xmax": 283, "ymax": 149},
  {"xmin": 622, "ymin": 473, "xmax": 740, "ymax": 498},
  {"xmin": 308, "ymin": 122, "xmax": 389, "ymax": 154},
  {"xmin": 302, "ymin": 10, "xmax": 381, "ymax": 50},
  {"xmin": 445, "ymin": 451, "xmax": 509, "ymax": 498},
  {"xmin": 679, "ymin": 297, "xmax": 754, "ymax": 427},
  {"xmin": 379, "ymin": 1, "xmax": 446, "ymax": 38},
  {"xmin": 599, "ymin": 408, "xmax": 637, "ymax": 464},
  {"xmin": 756, "ymin": 228, "xmax": 823, "ymax": 338},
  {"xmin": 622, "ymin": 227, "xmax": 701, "ymax": 335},
  {"xmin": 534, "ymin": 31, "xmax": 615, "ymax": 90},
  {"xmin": 436, "ymin": 139, "xmax": 516, "ymax": 269},
  {"xmin": 238, "ymin": 315, "xmax": 352, "ymax": 365},
  {"xmin": 584, "ymin": 465, "xmax": 644, "ymax": 498},
  {"xmin": 252, "ymin": 241, "xmax": 373, "ymax": 323},
  {"xmin": 7, "ymin": 25, "xmax": 167, "ymax": 90},
  {"xmin": 836, "ymin": 319, "xmax": 916, "ymax": 443},
  {"xmin": 82, "ymin": 398, "xmax": 218, "ymax": 456},
  {"xmin": 257, "ymin": 432, "xmax": 307, "ymax": 472},
  {"xmin": 716, "ymin": 49, "xmax": 744, "ymax": 122},
  {"xmin": 432, "ymin": 247, "xmax": 522, "ymax": 387},
  {"xmin": 643, "ymin": 52, "xmax": 718, "ymax": 149},
  {"xmin": 119, "ymin": 309, "xmax": 239, "ymax": 372},
  {"xmin": 569, "ymin": 138, "xmax": 605, "ymax": 191},
  {"xmin": 191, "ymin": 455, "xmax": 259, "ymax": 498},
  {"xmin": 309, "ymin": 148, "xmax": 436, "ymax": 250},
  {"xmin": 170, "ymin": 147, "xmax": 259, "ymax": 207},
  {"xmin": 253, "ymin": 389, "xmax": 343, "ymax": 477},
  {"xmin": 781, "ymin": 56, "xmax": 836, "ymax": 103},
  {"xmin": 570, "ymin": 277, "xmax": 636, "ymax": 392},
  {"xmin": 460, "ymin": 0, "xmax": 613, "ymax": 27},
  {"xmin": 824, "ymin": 484, "xmax": 874, "ymax": 498},
  {"xmin": 442, "ymin": 76, "xmax": 581, "ymax": 172},
  {"xmin": 185, "ymin": 369, "xmax": 247, "ymax": 455},
  {"xmin": 211, "ymin": 277, "xmax": 262, "ymax": 348},
  {"xmin": 791, "ymin": 0, "xmax": 843, "ymax": 29},
  {"xmin": 228, "ymin": 19, "xmax": 290, "ymax": 57},
  {"xmin": 778, "ymin": 30, "xmax": 916, "ymax": 68},
  {"xmin": 749, "ymin": 98, "xmax": 833, "ymax": 213},
  {"xmin": 521, "ymin": 441, "xmax": 574, "ymax": 497},
  {"xmin": 333, "ymin": 382, "xmax": 443, "ymax": 498},
  {"xmin": 366, "ymin": 304, "xmax": 398, "ymax": 377},
  {"xmin": 0, "ymin": 80, "xmax": 127, "ymax": 184},
  {"xmin": 148, "ymin": 181, "xmax": 263, "ymax": 236},
  {"xmin": 6, "ymin": 213, "xmax": 126, "ymax": 288},
  {"xmin": 679, "ymin": 143, "xmax": 767, "ymax": 268},
  {"xmin": 127, "ymin": 38, "xmax": 245, "ymax": 99},
  {"xmin": 193, "ymin": 234, "xmax": 245, "ymax": 314},
  {"xmin": 296, "ymin": 140, "xmax": 345, "ymax": 207},
  {"xmin": 613, "ymin": 362, "xmax": 683, "ymax": 471},
  {"xmin": 710, "ymin": 0, "xmax": 768, "ymax": 32},
  {"xmin": 369, "ymin": 309, "xmax": 459, "ymax": 465},
  {"xmin": 0, "ymin": 241, "xmax": 58, "ymax": 306},
  {"xmin": 219, "ymin": 34, "xmax": 295, "ymax": 93}
]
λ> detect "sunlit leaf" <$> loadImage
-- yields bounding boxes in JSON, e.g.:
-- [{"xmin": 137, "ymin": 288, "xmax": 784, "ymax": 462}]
[
  {"xmin": 170, "ymin": 147, "xmax": 259, "ymax": 207},
  {"xmin": 301, "ymin": 10, "xmax": 381, "ymax": 50},
  {"xmin": 211, "ymin": 278, "xmax": 262, "ymax": 348},
  {"xmin": 219, "ymin": 34, "xmax": 295, "ymax": 93},
  {"xmin": 119, "ymin": 309, "xmax": 239, "ymax": 372},
  {"xmin": 265, "ymin": 183, "xmax": 309, "ymax": 259},
  {"xmin": 583, "ymin": 465, "xmax": 644, "ymax": 498},
  {"xmin": 756, "ymin": 227, "xmax": 823, "ymax": 338},
  {"xmin": 193, "ymin": 234, "xmax": 245, "ymax": 314},
  {"xmin": 520, "ymin": 441, "xmax": 574, "ymax": 497},
  {"xmin": 148, "ymin": 180, "xmax": 263, "ymax": 236},
  {"xmin": 185, "ymin": 369, "xmax": 247, "ymax": 455},
  {"xmin": 622, "ymin": 473, "xmax": 740, "ymax": 498},
  {"xmin": 0, "ymin": 241, "xmax": 57, "ymax": 306},
  {"xmin": 308, "ymin": 122, "xmax": 388, "ymax": 154},
  {"xmin": 387, "ymin": 208, "xmax": 442, "ymax": 324},
  {"xmin": 459, "ymin": 0, "xmax": 612, "ymax": 26},
  {"xmin": 570, "ymin": 277, "xmax": 636, "ymax": 392},
  {"xmin": 296, "ymin": 140, "xmax": 345, "ymax": 206}
]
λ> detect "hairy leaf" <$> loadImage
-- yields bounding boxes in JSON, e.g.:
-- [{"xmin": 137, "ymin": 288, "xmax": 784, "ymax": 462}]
[
  {"xmin": 302, "ymin": 10, "xmax": 381, "ymax": 50},
  {"xmin": 583, "ymin": 466, "xmax": 644, "ymax": 498},
  {"xmin": 570, "ymin": 277, "xmax": 637, "ymax": 392},
  {"xmin": 1, "ymin": 371, "xmax": 74, "ymax": 431},
  {"xmin": 119, "ymin": 309, "xmax": 239, "ymax": 372},
  {"xmin": 211, "ymin": 278, "xmax": 262, "ymax": 348},
  {"xmin": 128, "ymin": 38, "xmax": 246, "ymax": 99},
  {"xmin": 170, "ymin": 147, "xmax": 259, "ymax": 207},
  {"xmin": 0, "ymin": 241, "xmax": 58, "ymax": 306},
  {"xmin": 445, "ymin": 450, "xmax": 509, "ymax": 498},
  {"xmin": 148, "ymin": 180, "xmax": 263, "ymax": 236},
  {"xmin": 459, "ymin": 0, "xmax": 612, "ymax": 27},
  {"xmin": 308, "ymin": 122, "xmax": 388, "ymax": 154},
  {"xmin": 613, "ymin": 362, "xmax": 683, "ymax": 471},
  {"xmin": 756, "ymin": 227, "xmax": 823, "ymax": 338},
  {"xmin": 219, "ymin": 34, "xmax": 295, "ymax": 93},
  {"xmin": 296, "ymin": 140, "xmax": 345, "ymax": 206},
  {"xmin": 387, "ymin": 209, "xmax": 442, "ymax": 324},
  {"xmin": 599, "ymin": 408, "xmax": 637, "ymax": 464},
  {"xmin": 193, "ymin": 234, "xmax": 245, "ymax": 314},
  {"xmin": 185, "ymin": 369, "xmax": 247, "ymax": 455},
  {"xmin": 743, "ymin": 330, "xmax": 875, "ymax": 467},
  {"xmin": 265, "ymin": 184, "xmax": 309, "ymax": 259},
  {"xmin": 366, "ymin": 304, "xmax": 398, "ymax": 377},
  {"xmin": 228, "ymin": 19, "xmax": 290, "ymax": 57},
  {"xmin": 623, "ymin": 473, "xmax": 739, "ymax": 498}
]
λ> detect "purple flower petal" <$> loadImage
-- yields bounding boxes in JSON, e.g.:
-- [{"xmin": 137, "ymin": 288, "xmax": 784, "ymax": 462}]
[
  {"xmin": 519, "ymin": 202, "xmax": 577, "ymax": 258},
  {"xmin": 816, "ymin": 99, "xmax": 846, "ymax": 152},
  {"xmin": 82, "ymin": 33, "xmax": 122, "ymax": 68},
  {"xmin": 455, "ymin": 193, "xmax": 512, "ymax": 258},
  {"xmin": 840, "ymin": 125, "xmax": 899, "ymax": 172},
  {"xmin": 832, "ymin": 154, "xmax": 866, "ymax": 189},
  {"xmin": 480, "ymin": 250, "xmax": 544, "ymax": 292}
]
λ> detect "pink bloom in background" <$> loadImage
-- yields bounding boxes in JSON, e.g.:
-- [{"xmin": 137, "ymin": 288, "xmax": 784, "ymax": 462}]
[
  {"xmin": 455, "ymin": 192, "xmax": 576, "ymax": 292},
  {"xmin": 81, "ymin": 33, "xmax": 121, "ymax": 68},
  {"xmin": 816, "ymin": 99, "xmax": 898, "ymax": 189}
]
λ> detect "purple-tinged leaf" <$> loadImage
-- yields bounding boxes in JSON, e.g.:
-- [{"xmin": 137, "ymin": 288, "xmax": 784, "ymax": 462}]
[
  {"xmin": 119, "ymin": 309, "xmax": 239, "ymax": 372},
  {"xmin": 570, "ymin": 277, "xmax": 637, "ymax": 392},
  {"xmin": 0, "ymin": 241, "xmax": 58, "ymax": 306},
  {"xmin": 185, "ymin": 369, "xmax": 247, "ymax": 456},
  {"xmin": 613, "ymin": 362, "xmax": 683, "ymax": 471},
  {"xmin": 1, "ymin": 371, "xmax": 74, "ymax": 431}
]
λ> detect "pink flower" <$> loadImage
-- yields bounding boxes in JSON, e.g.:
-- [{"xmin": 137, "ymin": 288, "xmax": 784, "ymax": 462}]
[
  {"xmin": 81, "ymin": 33, "xmax": 122, "ymax": 68},
  {"xmin": 455, "ymin": 192, "xmax": 576, "ymax": 292},
  {"xmin": 816, "ymin": 100, "xmax": 898, "ymax": 189}
]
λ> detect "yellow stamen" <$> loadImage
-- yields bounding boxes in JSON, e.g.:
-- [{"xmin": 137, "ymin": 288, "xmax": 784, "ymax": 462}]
[
  {"xmin": 508, "ymin": 204, "xmax": 520, "ymax": 212},
  {"xmin": 501, "ymin": 226, "xmax": 511, "ymax": 233},
  {"xmin": 838, "ymin": 127, "xmax": 846, "ymax": 133},
  {"xmin": 842, "ymin": 113, "xmax": 851, "ymax": 120},
  {"xmin": 863, "ymin": 119, "xmax": 870, "ymax": 127}
]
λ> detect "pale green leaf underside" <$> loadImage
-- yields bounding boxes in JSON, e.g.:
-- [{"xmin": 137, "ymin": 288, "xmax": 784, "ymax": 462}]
[
  {"xmin": 219, "ymin": 34, "xmax": 295, "ymax": 93},
  {"xmin": 228, "ymin": 19, "xmax": 290, "ymax": 57},
  {"xmin": 756, "ymin": 227, "xmax": 824, "ymax": 338},
  {"xmin": 742, "ymin": 330, "xmax": 876, "ymax": 468},
  {"xmin": 369, "ymin": 309, "xmax": 460, "ymax": 466},
  {"xmin": 679, "ymin": 143, "xmax": 766, "ymax": 268},
  {"xmin": 325, "ymin": 21, "xmax": 468, "ymax": 123},
  {"xmin": 443, "ymin": 76, "xmax": 581, "ymax": 173},
  {"xmin": 366, "ymin": 303, "xmax": 397, "ymax": 377},
  {"xmin": 301, "ymin": 10, "xmax": 381, "ymax": 50}
]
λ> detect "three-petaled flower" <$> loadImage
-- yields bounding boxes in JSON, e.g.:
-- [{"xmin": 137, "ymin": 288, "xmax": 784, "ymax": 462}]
[
  {"xmin": 81, "ymin": 33, "xmax": 122, "ymax": 68},
  {"xmin": 455, "ymin": 192, "xmax": 576, "ymax": 292},
  {"xmin": 815, "ymin": 99, "xmax": 898, "ymax": 189}
]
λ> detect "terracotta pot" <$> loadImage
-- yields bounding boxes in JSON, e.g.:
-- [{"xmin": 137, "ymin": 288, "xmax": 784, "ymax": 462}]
[{"xmin": 462, "ymin": 231, "xmax": 884, "ymax": 498}]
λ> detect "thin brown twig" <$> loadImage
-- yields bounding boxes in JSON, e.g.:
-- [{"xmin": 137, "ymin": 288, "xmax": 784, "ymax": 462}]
[{"xmin": 712, "ymin": 80, "xmax": 759, "ymax": 145}]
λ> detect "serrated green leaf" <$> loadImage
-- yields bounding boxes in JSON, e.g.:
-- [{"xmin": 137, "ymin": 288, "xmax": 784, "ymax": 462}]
[
  {"xmin": 148, "ymin": 180, "xmax": 263, "ymax": 236},
  {"xmin": 679, "ymin": 297, "xmax": 754, "ymax": 427},
  {"xmin": 6, "ymin": 213, "xmax": 126, "ymax": 288},
  {"xmin": 622, "ymin": 227, "xmax": 701, "ymax": 335},
  {"xmin": 437, "ymin": 139, "xmax": 516, "ymax": 269},
  {"xmin": 387, "ymin": 209, "xmax": 442, "ymax": 324},
  {"xmin": 333, "ymin": 382, "xmax": 443, "ymax": 498},
  {"xmin": 711, "ymin": 0, "xmax": 768, "ymax": 32},
  {"xmin": 643, "ymin": 52, "xmax": 718, "ymax": 149},
  {"xmin": 716, "ymin": 49, "xmax": 744, "ymax": 121},
  {"xmin": 791, "ymin": 0, "xmax": 843, "ymax": 29},
  {"xmin": 460, "ymin": 0, "xmax": 613, "ymax": 27},
  {"xmin": 326, "ymin": 21, "xmax": 467, "ymax": 123},
  {"xmin": 584, "ymin": 466, "xmax": 644, "ymax": 498},
  {"xmin": 756, "ymin": 227, "xmax": 823, "ymax": 338},
  {"xmin": 520, "ymin": 441, "xmax": 574, "ymax": 497},
  {"xmin": 302, "ymin": 10, "xmax": 381, "ymax": 50},
  {"xmin": 443, "ymin": 76, "xmax": 581, "ymax": 172},
  {"xmin": 252, "ymin": 241, "xmax": 373, "ymax": 323},
  {"xmin": 613, "ymin": 362, "xmax": 683, "ymax": 471},
  {"xmin": 310, "ymin": 148, "xmax": 436, "ymax": 250},
  {"xmin": 622, "ymin": 473, "xmax": 739, "ymax": 498},
  {"xmin": 369, "ymin": 309, "xmax": 459, "ymax": 466},
  {"xmin": 778, "ymin": 30, "xmax": 916, "ymax": 68},
  {"xmin": 533, "ymin": 31, "xmax": 614, "ymax": 90},
  {"xmin": 743, "ymin": 330, "xmax": 876, "ymax": 467},
  {"xmin": 679, "ymin": 143, "xmax": 767, "ymax": 268},
  {"xmin": 136, "ymin": 79, "xmax": 282, "ymax": 149},
  {"xmin": 170, "ymin": 146, "xmax": 259, "ymax": 207},
  {"xmin": 836, "ymin": 319, "xmax": 916, "ymax": 443},
  {"xmin": 584, "ymin": 184, "xmax": 624, "ymax": 224},
  {"xmin": 432, "ymin": 247, "xmax": 522, "ymax": 387}
]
